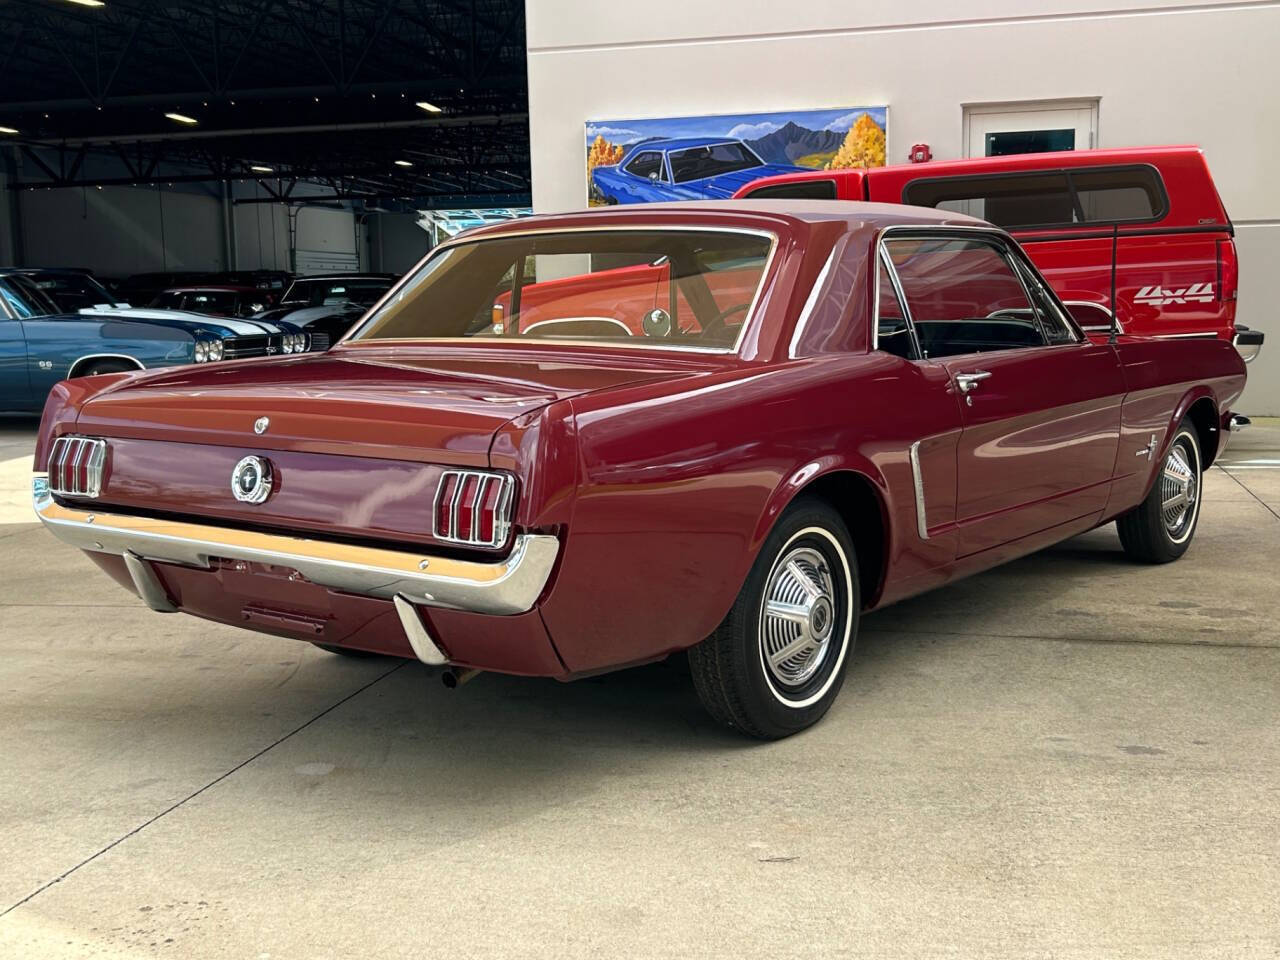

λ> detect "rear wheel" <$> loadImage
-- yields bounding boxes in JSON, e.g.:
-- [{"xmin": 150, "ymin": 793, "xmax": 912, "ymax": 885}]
[
  {"xmin": 1117, "ymin": 420, "xmax": 1203, "ymax": 563},
  {"xmin": 688, "ymin": 498, "xmax": 858, "ymax": 739}
]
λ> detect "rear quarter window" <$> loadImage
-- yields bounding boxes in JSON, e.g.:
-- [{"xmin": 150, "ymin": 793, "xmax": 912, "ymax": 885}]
[{"xmin": 903, "ymin": 165, "xmax": 1168, "ymax": 229}]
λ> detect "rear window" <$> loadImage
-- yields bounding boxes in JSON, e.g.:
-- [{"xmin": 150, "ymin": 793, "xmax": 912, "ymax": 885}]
[
  {"xmin": 745, "ymin": 180, "xmax": 837, "ymax": 200},
  {"xmin": 352, "ymin": 228, "xmax": 774, "ymax": 352},
  {"xmin": 902, "ymin": 165, "xmax": 1167, "ymax": 229}
]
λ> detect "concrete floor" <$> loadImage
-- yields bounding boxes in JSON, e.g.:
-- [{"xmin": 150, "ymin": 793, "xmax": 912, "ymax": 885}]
[{"xmin": 0, "ymin": 415, "xmax": 1277, "ymax": 959}]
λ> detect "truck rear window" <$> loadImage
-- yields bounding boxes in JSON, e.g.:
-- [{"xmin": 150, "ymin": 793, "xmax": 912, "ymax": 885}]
[{"xmin": 902, "ymin": 165, "xmax": 1167, "ymax": 230}]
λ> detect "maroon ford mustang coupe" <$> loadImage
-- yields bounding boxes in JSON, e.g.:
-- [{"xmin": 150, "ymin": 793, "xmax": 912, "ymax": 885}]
[{"xmin": 33, "ymin": 201, "xmax": 1247, "ymax": 738}]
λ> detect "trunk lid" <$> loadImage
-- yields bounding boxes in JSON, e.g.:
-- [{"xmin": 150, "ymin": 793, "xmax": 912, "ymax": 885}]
[
  {"xmin": 70, "ymin": 346, "xmax": 701, "ymax": 545},
  {"xmin": 76, "ymin": 347, "xmax": 686, "ymax": 463}
]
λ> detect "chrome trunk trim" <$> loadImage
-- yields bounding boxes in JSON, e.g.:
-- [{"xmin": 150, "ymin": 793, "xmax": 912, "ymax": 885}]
[{"xmin": 33, "ymin": 478, "xmax": 559, "ymax": 617}]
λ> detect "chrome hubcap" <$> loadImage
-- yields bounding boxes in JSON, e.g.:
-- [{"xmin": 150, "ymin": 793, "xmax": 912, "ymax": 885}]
[
  {"xmin": 1161, "ymin": 437, "xmax": 1198, "ymax": 538},
  {"xmin": 759, "ymin": 546, "xmax": 837, "ymax": 688}
]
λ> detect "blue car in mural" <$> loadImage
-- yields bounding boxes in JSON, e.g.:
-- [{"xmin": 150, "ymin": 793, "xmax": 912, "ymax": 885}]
[
  {"xmin": 591, "ymin": 137, "xmax": 805, "ymax": 204},
  {"xmin": 0, "ymin": 269, "xmax": 310, "ymax": 412}
]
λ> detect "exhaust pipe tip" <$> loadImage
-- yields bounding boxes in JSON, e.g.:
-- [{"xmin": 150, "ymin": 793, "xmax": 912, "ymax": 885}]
[{"xmin": 441, "ymin": 667, "xmax": 481, "ymax": 689}]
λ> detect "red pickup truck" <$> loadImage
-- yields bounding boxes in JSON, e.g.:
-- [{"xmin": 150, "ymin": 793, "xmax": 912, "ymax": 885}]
[{"xmin": 735, "ymin": 146, "xmax": 1262, "ymax": 360}]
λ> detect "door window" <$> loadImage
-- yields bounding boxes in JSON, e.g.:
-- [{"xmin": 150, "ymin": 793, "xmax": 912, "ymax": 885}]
[
  {"xmin": 875, "ymin": 254, "xmax": 918, "ymax": 359},
  {"xmin": 883, "ymin": 237, "xmax": 1047, "ymax": 358}
]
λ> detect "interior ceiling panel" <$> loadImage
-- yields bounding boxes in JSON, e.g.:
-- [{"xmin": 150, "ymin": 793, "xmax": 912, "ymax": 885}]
[{"xmin": 0, "ymin": 0, "xmax": 530, "ymax": 206}]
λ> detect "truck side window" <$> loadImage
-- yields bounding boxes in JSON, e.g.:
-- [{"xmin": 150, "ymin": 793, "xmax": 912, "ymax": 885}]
[
  {"xmin": 903, "ymin": 166, "xmax": 1168, "ymax": 229},
  {"xmin": 746, "ymin": 180, "xmax": 838, "ymax": 200},
  {"xmin": 1071, "ymin": 167, "xmax": 1163, "ymax": 221}
]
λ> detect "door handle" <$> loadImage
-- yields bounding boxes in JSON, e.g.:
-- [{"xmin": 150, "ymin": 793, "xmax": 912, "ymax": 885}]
[{"xmin": 955, "ymin": 370, "xmax": 992, "ymax": 394}]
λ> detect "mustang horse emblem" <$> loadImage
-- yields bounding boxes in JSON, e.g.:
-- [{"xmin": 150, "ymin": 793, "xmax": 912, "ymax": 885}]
[{"xmin": 231, "ymin": 455, "xmax": 273, "ymax": 504}]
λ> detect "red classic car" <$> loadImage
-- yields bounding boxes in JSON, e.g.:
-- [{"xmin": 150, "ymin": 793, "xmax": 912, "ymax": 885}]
[{"xmin": 33, "ymin": 201, "xmax": 1248, "ymax": 738}]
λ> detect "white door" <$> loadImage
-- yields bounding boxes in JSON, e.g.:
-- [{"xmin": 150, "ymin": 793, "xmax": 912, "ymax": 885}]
[{"xmin": 964, "ymin": 101, "xmax": 1098, "ymax": 158}]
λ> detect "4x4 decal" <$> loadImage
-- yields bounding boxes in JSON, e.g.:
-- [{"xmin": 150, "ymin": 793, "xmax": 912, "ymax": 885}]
[{"xmin": 1134, "ymin": 282, "xmax": 1215, "ymax": 306}]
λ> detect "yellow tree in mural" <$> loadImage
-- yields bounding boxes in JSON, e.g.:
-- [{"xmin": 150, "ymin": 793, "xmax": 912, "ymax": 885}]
[
  {"xmin": 826, "ymin": 114, "xmax": 886, "ymax": 169},
  {"xmin": 587, "ymin": 134, "xmax": 625, "ymax": 171}
]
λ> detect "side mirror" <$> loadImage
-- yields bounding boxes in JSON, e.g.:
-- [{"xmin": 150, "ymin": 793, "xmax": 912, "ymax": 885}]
[
  {"xmin": 648, "ymin": 172, "xmax": 660, "ymax": 182},
  {"xmin": 1064, "ymin": 301, "xmax": 1119, "ymax": 333}
]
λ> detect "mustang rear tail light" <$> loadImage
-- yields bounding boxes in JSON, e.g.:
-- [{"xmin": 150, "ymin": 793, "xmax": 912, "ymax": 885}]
[
  {"xmin": 433, "ymin": 469, "xmax": 515, "ymax": 547},
  {"xmin": 47, "ymin": 436, "xmax": 107, "ymax": 498}
]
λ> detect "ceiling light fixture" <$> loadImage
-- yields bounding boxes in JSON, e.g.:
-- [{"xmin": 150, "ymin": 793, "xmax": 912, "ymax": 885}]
[
  {"xmin": 62, "ymin": 0, "xmax": 106, "ymax": 7},
  {"xmin": 394, "ymin": 160, "xmax": 413, "ymax": 167},
  {"xmin": 250, "ymin": 165, "xmax": 274, "ymax": 173},
  {"xmin": 165, "ymin": 112, "xmax": 198, "ymax": 124},
  {"xmin": 0, "ymin": 126, "xmax": 18, "ymax": 135},
  {"xmin": 415, "ymin": 101, "xmax": 442, "ymax": 113}
]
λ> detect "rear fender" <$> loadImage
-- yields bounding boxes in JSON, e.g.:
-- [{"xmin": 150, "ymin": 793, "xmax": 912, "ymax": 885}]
[{"xmin": 1141, "ymin": 386, "xmax": 1218, "ymax": 499}]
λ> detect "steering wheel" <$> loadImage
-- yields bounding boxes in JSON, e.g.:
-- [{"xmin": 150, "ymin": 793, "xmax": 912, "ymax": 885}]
[{"xmin": 699, "ymin": 302, "xmax": 752, "ymax": 339}]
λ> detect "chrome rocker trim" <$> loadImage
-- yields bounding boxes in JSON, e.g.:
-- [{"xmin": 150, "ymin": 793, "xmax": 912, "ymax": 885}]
[{"xmin": 33, "ymin": 478, "xmax": 559, "ymax": 619}]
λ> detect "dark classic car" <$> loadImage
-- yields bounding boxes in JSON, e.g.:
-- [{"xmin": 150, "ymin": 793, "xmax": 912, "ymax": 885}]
[
  {"xmin": 150, "ymin": 285, "xmax": 276, "ymax": 318},
  {"xmin": 33, "ymin": 201, "xmax": 1247, "ymax": 738},
  {"xmin": 16, "ymin": 268, "xmax": 127, "ymax": 310},
  {"xmin": 252, "ymin": 273, "xmax": 398, "ymax": 348},
  {"xmin": 591, "ymin": 137, "xmax": 803, "ymax": 204},
  {"xmin": 0, "ymin": 269, "xmax": 308, "ymax": 412}
]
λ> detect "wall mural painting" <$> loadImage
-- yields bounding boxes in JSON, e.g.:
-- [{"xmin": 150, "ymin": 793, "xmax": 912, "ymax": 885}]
[{"xmin": 585, "ymin": 107, "xmax": 888, "ymax": 206}]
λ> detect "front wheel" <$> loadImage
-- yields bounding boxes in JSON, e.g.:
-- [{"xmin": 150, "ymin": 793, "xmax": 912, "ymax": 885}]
[
  {"xmin": 689, "ymin": 498, "xmax": 859, "ymax": 739},
  {"xmin": 1117, "ymin": 420, "xmax": 1203, "ymax": 563}
]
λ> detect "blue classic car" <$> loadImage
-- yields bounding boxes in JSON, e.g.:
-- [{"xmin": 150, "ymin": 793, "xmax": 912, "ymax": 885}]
[
  {"xmin": 0, "ymin": 269, "xmax": 309, "ymax": 412},
  {"xmin": 591, "ymin": 137, "xmax": 804, "ymax": 204}
]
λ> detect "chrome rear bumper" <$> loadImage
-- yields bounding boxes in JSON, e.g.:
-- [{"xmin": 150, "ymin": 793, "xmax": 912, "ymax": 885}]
[{"xmin": 33, "ymin": 476, "xmax": 559, "ymax": 619}]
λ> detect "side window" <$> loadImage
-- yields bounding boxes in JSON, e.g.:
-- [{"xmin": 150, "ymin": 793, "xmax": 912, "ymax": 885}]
[
  {"xmin": 1072, "ymin": 167, "xmax": 1163, "ymax": 222},
  {"xmin": 746, "ymin": 180, "xmax": 838, "ymax": 200},
  {"xmin": 903, "ymin": 166, "xmax": 1167, "ymax": 229},
  {"xmin": 884, "ymin": 237, "xmax": 1047, "ymax": 358},
  {"xmin": 625, "ymin": 152, "xmax": 664, "ymax": 181},
  {"xmin": 1013, "ymin": 258, "xmax": 1077, "ymax": 345},
  {"xmin": 0, "ymin": 280, "xmax": 35, "ymax": 318},
  {"xmin": 905, "ymin": 173, "xmax": 1074, "ymax": 229},
  {"xmin": 875, "ymin": 255, "xmax": 917, "ymax": 359}
]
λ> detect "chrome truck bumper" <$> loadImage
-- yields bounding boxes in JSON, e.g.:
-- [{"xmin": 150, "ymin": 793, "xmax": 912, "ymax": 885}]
[{"xmin": 33, "ymin": 475, "xmax": 560, "ymax": 663}]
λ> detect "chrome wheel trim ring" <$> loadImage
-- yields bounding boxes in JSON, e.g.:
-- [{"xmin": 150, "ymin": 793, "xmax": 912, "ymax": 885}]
[
  {"xmin": 1161, "ymin": 431, "xmax": 1201, "ymax": 544},
  {"xmin": 756, "ymin": 526, "xmax": 854, "ymax": 709}
]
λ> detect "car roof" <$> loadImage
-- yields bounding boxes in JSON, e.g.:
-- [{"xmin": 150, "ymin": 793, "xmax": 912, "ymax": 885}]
[
  {"xmin": 637, "ymin": 137, "xmax": 737, "ymax": 152},
  {"xmin": 159, "ymin": 285, "xmax": 256, "ymax": 293},
  {"xmin": 11, "ymin": 267, "xmax": 97, "ymax": 276},
  {"xmin": 454, "ymin": 199, "xmax": 988, "ymax": 241},
  {"xmin": 292, "ymin": 274, "xmax": 394, "ymax": 282}
]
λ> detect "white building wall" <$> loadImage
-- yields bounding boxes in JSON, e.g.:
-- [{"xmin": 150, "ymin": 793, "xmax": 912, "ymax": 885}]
[{"xmin": 526, "ymin": 0, "xmax": 1280, "ymax": 412}]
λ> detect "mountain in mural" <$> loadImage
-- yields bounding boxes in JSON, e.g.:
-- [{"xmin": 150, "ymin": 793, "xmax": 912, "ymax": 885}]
[{"xmin": 746, "ymin": 121, "xmax": 846, "ymax": 166}]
